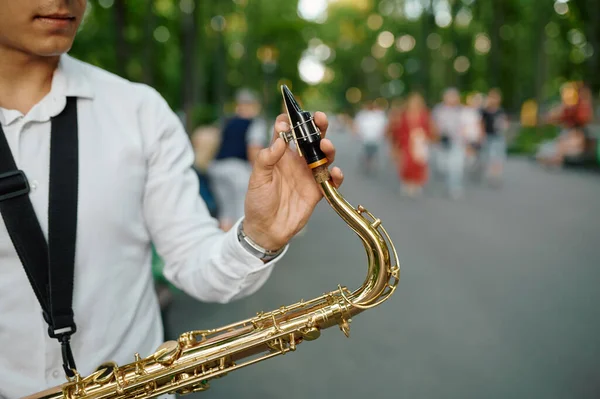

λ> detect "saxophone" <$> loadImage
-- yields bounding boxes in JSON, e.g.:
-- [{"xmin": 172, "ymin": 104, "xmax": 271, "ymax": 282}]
[{"xmin": 23, "ymin": 86, "xmax": 400, "ymax": 399}]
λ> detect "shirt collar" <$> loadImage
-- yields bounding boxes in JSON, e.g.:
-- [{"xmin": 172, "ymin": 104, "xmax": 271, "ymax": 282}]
[
  {"xmin": 56, "ymin": 54, "xmax": 95, "ymax": 100},
  {"xmin": 0, "ymin": 54, "xmax": 94, "ymax": 126}
]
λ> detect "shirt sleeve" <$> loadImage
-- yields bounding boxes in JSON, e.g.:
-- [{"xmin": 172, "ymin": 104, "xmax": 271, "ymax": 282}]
[{"xmin": 139, "ymin": 87, "xmax": 285, "ymax": 304}]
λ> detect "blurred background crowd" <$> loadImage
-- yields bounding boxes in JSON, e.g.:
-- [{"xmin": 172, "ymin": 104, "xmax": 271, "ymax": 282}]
[
  {"xmin": 70, "ymin": 1, "xmax": 600, "ymax": 397},
  {"xmin": 69, "ymin": 0, "xmax": 599, "ymax": 224}
]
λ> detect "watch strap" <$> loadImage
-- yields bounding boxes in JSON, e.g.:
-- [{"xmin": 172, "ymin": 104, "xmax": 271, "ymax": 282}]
[{"xmin": 237, "ymin": 221, "xmax": 285, "ymax": 262}]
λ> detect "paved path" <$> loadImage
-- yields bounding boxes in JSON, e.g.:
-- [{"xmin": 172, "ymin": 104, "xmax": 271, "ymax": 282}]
[{"xmin": 166, "ymin": 133, "xmax": 600, "ymax": 399}]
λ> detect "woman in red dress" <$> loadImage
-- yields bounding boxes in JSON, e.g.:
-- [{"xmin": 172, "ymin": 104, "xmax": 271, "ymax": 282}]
[{"xmin": 392, "ymin": 93, "xmax": 435, "ymax": 197}]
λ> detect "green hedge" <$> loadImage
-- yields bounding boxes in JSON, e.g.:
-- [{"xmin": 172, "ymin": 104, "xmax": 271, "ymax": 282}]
[
  {"xmin": 508, "ymin": 125, "xmax": 560, "ymax": 155},
  {"xmin": 151, "ymin": 245, "xmax": 182, "ymax": 292},
  {"xmin": 151, "ymin": 245, "xmax": 167, "ymax": 284}
]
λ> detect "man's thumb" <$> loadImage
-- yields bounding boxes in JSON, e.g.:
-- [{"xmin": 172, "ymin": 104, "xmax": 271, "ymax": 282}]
[{"xmin": 254, "ymin": 138, "xmax": 286, "ymax": 180}]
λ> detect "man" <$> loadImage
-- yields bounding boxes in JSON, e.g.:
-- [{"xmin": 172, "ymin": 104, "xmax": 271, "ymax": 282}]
[
  {"xmin": 353, "ymin": 100, "xmax": 387, "ymax": 174},
  {"xmin": 432, "ymin": 88, "xmax": 466, "ymax": 199},
  {"xmin": 480, "ymin": 88, "xmax": 508, "ymax": 184},
  {"xmin": 207, "ymin": 89, "xmax": 268, "ymax": 231},
  {"xmin": 0, "ymin": 1, "xmax": 343, "ymax": 398}
]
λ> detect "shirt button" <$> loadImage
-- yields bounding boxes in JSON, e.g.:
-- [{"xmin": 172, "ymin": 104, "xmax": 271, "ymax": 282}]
[
  {"xmin": 52, "ymin": 369, "xmax": 60, "ymax": 378},
  {"xmin": 30, "ymin": 180, "xmax": 38, "ymax": 192}
]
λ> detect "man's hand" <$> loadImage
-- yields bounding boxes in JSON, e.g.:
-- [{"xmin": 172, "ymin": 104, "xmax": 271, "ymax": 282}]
[{"xmin": 242, "ymin": 112, "xmax": 344, "ymax": 251}]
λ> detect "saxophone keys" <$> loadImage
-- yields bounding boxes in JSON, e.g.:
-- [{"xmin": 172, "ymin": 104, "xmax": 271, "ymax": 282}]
[
  {"xmin": 134, "ymin": 353, "xmax": 145, "ymax": 376},
  {"xmin": 190, "ymin": 381, "xmax": 210, "ymax": 393},
  {"xmin": 339, "ymin": 319, "xmax": 351, "ymax": 338},
  {"xmin": 144, "ymin": 382, "xmax": 157, "ymax": 395},
  {"xmin": 90, "ymin": 362, "xmax": 117, "ymax": 384},
  {"xmin": 152, "ymin": 340, "xmax": 181, "ymax": 366},
  {"xmin": 289, "ymin": 333, "xmax": 297, "ymax": 351},
  {"xmin": 300, "ymin": 326, "xmax": 321, "ymax": 341}
]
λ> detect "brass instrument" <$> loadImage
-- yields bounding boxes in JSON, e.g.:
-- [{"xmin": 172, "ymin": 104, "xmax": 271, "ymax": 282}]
[{"xmin": 23, "ymin": 86, "xmax": 400, "ymax": 399}]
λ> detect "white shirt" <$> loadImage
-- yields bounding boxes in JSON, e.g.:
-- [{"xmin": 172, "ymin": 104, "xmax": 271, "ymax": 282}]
[
  {"xmin": 432, "ymin": 104, "xmax": 465, "ymax": 143},
  {"xmin": 0, "ymin": 54, "xmax": 285, "ymax": 399},
  {"xmin": 460, "ymin": 107, "xmax": 482, "ymax": 142},
  {"xmin": 354, "ymin": 109, "xmax": 387, "ymax": 144}
]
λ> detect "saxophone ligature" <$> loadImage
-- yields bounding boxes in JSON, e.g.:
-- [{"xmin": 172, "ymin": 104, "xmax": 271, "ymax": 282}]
[{"xmin": 23, "ymin": 86, "xmax": 400, "ymax": 399}]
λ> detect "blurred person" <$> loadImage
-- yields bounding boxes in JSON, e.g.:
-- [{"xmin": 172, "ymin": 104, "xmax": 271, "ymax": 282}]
[
  {"xmin": 0, "ymin": 2, "xmax": 343, "ymax": 397},
  {"xmin": 462, "ymin": 92, "xmax": 484, "ymax": 177},
  {"xmin": 536, "ymin": 82, "xmax": 593, "ymax": 167},
  {"xmin": 385, "ymin": 99, "xmax": 405, "ymax": 168},
  {"xmin": 480, "ymin": 88, "xmax": 509, "ymax": 184},
  {"xmin": 191, "ymin": 124, "xmax": 221, "ymax": 217},
  {"xmin": 432, "ymin": 88, "xmax": 466, "ymax": 199},
  {"xmin": 207, "ymin": 89, "xmax": 269, "ymax": 231},
  {"xmin": 392, "ymin": 93, "xmax": 435, "ymax": 197},
  {"xmin": 353, "ymin": 100, "xmax": 388, "ymax": 174}
]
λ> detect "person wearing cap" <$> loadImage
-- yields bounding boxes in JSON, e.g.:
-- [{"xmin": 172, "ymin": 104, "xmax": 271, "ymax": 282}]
[
  {"xmin": 0, "ymin": 2, "xmax": 344, "ymax": 397},
  {"xmin": 207, "ymin": 89, "xmax": 270, "ymax": 232}
]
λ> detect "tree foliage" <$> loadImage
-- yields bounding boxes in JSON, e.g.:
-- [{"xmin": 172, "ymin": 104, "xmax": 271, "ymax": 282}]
[{"xmin": 70, "ymin": 0, "xmax": 598, "ymax": 126}]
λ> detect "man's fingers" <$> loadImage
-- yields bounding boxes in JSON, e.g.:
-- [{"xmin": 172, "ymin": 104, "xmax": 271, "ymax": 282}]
[
  {"xmin": 275, "ymin": 113, "xmax": 290, "ymax": 125},
  {"xmin": 320, "ymin": 138, "xmax": 336, "ymax": 164},
  {"xmin": 314, "ymin": 112, "xmax": 329, "ymax": 138},
  {"xmin": 274, "ymin": 111, "xmax": 328, "ymax": 141},
  {"xmin": 330, "ymin": 166, "xmax": 344, "ymax": 188},
  {"xmin": 271, "ymin": 114, "xmax": 291, "ymax": 143},
  {"xmin": 254, "ymin": 138, "xmax": 286, "ymax": 181}
]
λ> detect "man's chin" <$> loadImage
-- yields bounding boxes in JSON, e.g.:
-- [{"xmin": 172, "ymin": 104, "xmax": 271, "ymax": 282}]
[{"xmin": 30, "ymin": 38, "xmax": 74, "ymax": 57}]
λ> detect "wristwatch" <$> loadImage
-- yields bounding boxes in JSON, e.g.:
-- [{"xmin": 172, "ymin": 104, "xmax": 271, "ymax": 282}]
[{"xmin": 237, "ymin": 221, "xmax": 285, "ymax": 262}]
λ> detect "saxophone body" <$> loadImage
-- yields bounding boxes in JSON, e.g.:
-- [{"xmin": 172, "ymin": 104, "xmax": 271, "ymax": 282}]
[{"xmin": 23, "ymin": 86, "xmax": 400, "ymax": 399}]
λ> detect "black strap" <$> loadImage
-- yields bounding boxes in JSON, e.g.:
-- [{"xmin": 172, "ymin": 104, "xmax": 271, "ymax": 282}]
[{"xmin": 0, "ymin": 97, "xmax": 79, "ymax": 378}]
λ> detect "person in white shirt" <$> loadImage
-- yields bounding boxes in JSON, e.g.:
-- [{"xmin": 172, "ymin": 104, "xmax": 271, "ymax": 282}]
[
  {"xmin": 432, "ymin": 88, "xmax": 466, "ymax": 199},
  {"xmin": 0, "ymin": 1, "xmax": 343, "ymax": 398},
  {"xmin": 353, "ymin": 101, "xmax": 388, "ymax": 174},
  {"xmin": 461, "ymin": 92, "xmax": 484, "ymax": 177}
]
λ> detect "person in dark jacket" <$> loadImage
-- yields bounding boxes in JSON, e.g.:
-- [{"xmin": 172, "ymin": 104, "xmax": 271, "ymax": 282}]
[{"xmin": 208, "ymin": 89, "xmax": 268, "ymax": 231}]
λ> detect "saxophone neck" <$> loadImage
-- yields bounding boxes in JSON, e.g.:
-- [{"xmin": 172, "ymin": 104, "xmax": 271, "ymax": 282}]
[{"xmin": 312, "ymin": 165, "xmax": 399, "ymax": 310}]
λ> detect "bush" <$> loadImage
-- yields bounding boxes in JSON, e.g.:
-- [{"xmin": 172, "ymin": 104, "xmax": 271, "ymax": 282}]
[{"xmin": 508, "ymin": 125, "xmax": 560, "ymax": 155}]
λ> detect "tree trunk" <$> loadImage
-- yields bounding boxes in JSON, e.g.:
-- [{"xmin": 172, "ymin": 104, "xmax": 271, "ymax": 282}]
[
  {"xmin": 450, "ymin": 0, "xmax": 462, "ymax": 90},
  {"xmin": 194, "ymin": 0, "xmax": 206, "ymax": 107},
  {"xmin": 212, "ymin": 0, "xmax": 227, "ymax": 121},
  {"xmin": 142, "ymin": 0, "xmax": 155, "ymax": 85},
  {"xmin": 447, "ymin": 0, "xmax": 461, "ymax": 89},
  {"xmin": 215, "ymin": 32, "xmax": 226, "ymax": 121},
  {"xmin": 584, "ymin": 0, "xmax": 600, "ymax": 97},
  {"xmin": 534, "ymin": 0, "xmax": 550, "ymax": 125},
  {"xmin": 114, "ymin": 0, "xmax": 129, "ymax": 78},
  {"xmin": 242, "ymin": 0, "xmax": 260, "ymax": 90},
  {"xmin": 181, "ymin": 4, "xmax": 197, "ymax": 133},
  {"xmin": 194, "ymin": 1, "xmax": 212, "ymax": 106},
  {"xmin": 489, "ymin": 0, "xmax": 503, "ymax": 88},
  {"xmin": 419, "ymin": 0, "xmax": 433, "ymax": 102}
]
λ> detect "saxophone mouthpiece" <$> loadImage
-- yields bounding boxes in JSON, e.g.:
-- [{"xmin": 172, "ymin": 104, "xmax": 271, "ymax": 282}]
[{"xmin": 280, "ymin": 85, "xmax": 328, "ymax": 169}]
